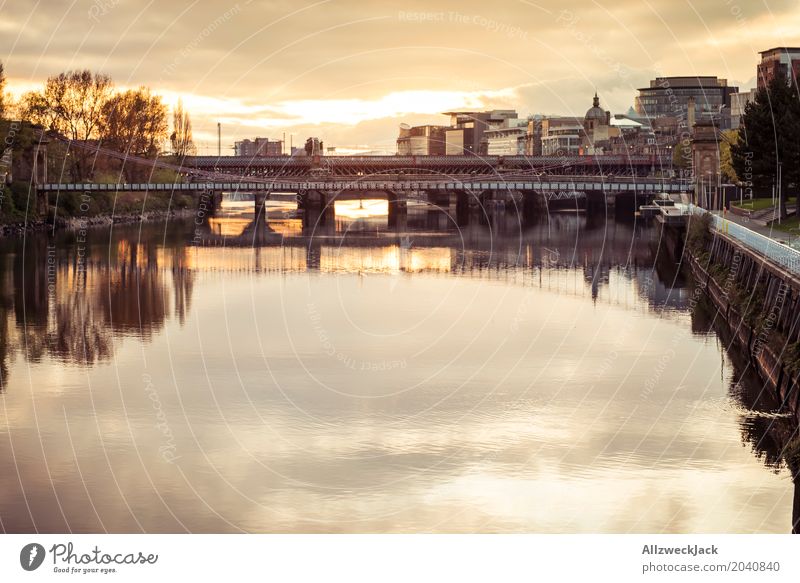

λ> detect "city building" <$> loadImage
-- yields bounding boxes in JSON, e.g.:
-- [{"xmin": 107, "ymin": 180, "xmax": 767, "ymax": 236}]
[
  {"xmin": 396, "ymin": 124, "xmax": 447, "ymax": 155},
  {"xmin": 395, "ymin": 110, "xmax": 521, "ymax": 155},
  {"xmin": 484, "ymin": 118, "xmax": 528, "ymax": 155},
  {"xmin": 583, "ymin": 93, "xmax": 610, "ymax": 136},
  {"xmin": 634, "ymin": 76, "xmax": 738, "ymax": 123},
  {"xmin": 443, "ymin": 110, "xmax": 518, "ymax": 155},
  {"xmin": 525, "ymin": 117, "xmax": 543, "ymax": 155},
  {"xmin": 606, "ymin": 116, "xmax": 658, "ymax": 156},
  {"xmin": 528, "ymin": 116, "xmax": 582, "ymax": 156},
  {"xmin": 581, "ymin": 93, "xmax": 617, "ymax": 154},
  {"xmin": 540, "ymin": 121, "xmax": 583, "ymax": 156},
  {"xmin": 730, "ymin": 89, "xmax": 757, "ymax": 129},
  {"xmin": 234, "ymin": 137, "xmax": 283, "ymax": 157},
  {"xmin": 757, "ymin": 47, "xmax": 800, "ymax": 88}
]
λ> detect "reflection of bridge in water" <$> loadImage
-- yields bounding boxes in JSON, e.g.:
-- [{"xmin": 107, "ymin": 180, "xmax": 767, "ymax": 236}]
[
  {"xmin": 0, "ymin": 214, "xmax": 688, "ymax": 384},
  {"xmin": 187, "ymin": 206, "xmax": 691, "ymax": 311}
]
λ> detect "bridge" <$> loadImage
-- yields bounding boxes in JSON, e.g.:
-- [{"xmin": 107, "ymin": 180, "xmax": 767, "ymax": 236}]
[
  {"xmin": 39, "ymin": 175, "xmax": 688, "ymax": 195},
  {"xmin": 39, "ymin": 173, "xmax": 691, "ymax": 224},
  {"xmin": 182, "ymin": 153, "xmax": 670, "ymax": 177},
  {"xmin": 31, "ymin": 138, "xmax": 690, "ymax": 217}
]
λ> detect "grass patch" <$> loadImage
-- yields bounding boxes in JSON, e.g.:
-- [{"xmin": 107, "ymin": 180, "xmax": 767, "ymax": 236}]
[
  {"xmin": 51, "ymin": 189, "xmax": 195, "ymax": 218},
  {"xmin": 732, "ymin": 198, "xmax": 776, "ymax": 212},
  {"xmin": 768, "ymin": 215, "xmax": 800, "ymax": 234}
]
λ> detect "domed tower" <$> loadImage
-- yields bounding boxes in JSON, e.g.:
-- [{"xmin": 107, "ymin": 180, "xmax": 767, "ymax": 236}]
[{"xmin": 584, "ymin": 92, "xmax": 609, "ymax": 134}]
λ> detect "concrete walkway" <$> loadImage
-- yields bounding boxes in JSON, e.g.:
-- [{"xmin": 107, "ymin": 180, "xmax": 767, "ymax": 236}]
[{"xmin": 713, "ymin": 208, "xmax": 800, "ymax": 248}]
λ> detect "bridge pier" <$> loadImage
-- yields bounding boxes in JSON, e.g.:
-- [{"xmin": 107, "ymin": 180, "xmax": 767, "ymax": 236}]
[
  {"xmin": 522, "ymin": 191, "xmax": 545, "ymax": 218},
  {"xmin": 388, "ymin": 197, "xmax": 407, "ymax": 230},
  {"xmin": 585, "ymin": 191, "xmax": 608, "ymax": 216},
  {"xmin": 298, "ymin": 188, "xmax": 331, "ymax": 212},
  {"xmin": 197, "ymin": 190, "xmax": 221, "ymax": 218},
  {"xmin": 425, "ymin": 190, "xmax": 450, "ymax": 209},
  {"xmin": 301, "ymin": 190, "xmax": 334, "ymax": 231},
  {"xmin": 494, "ymin": 189, "xmax": 524, "ymax": 213},
  {"xmin": 254, "ymin": 192, "xmax": 268, "ymax": 222},
  {"xmin": 34, "ymin": 187, "xmax": 48, "ymax": 216},
  {"xmin": 455, "ymin": 191, "xmax": 471, "ymax": 226}
]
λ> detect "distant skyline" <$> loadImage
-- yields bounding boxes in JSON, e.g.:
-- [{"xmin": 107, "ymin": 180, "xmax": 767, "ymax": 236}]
[{"xmin": 3, "ymin": 0, "xmax": 796, "ymax": 153}]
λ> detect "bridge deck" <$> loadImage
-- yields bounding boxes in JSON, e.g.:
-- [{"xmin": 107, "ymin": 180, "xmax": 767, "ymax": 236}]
[{"xmin": 40, "ymin": 177, "xmax": 690, "ymax": 193}]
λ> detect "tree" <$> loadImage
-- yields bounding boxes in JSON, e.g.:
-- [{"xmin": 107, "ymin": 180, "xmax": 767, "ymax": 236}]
[
  {"xmin": 19, "ymin": 91, "xmax": 60, "ymax": 130},
  {"xmin": 19, "ymin": 70, "xmax": 113, "ymax": 180},
  {"xmin": 732, "ymin": 73, "xmax": 800, "ymax": 219},
  {"xmin": 672, "ymin": 140, "xmax": 691, "ymax": 175},
  {"xmin": 23, "ymin": 70, "xmax": 112, "ymax": 140},
  {"xmin": 170, "ymin": 98, "xmax": 195, "ymax": 159},
  {"xmin": 0, "ymin": 62, "xmax": 6, "ymax": 119},
  {"xmin": 719, "ymin": 129, "xmax": 738, "ymax": 183},
  {"xmin": 99, "ymin": 88, "xmax": 167, "ymax": 180}
]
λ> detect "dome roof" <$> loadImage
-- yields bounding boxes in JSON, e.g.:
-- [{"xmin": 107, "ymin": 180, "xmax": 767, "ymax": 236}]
[{"xmin": 585, "ymin": 93, "xmax": 606, "ymax": 121}]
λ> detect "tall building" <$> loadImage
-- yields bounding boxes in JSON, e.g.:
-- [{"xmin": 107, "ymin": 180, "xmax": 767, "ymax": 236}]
[
  {"xmin": 234, "ymin": 137, "xmax": 283, "ymax": 157},
  {"xmin": 396, "ymin": 124, "xmax": 447, "ymax": 155},
  {"xmin": 757, "ymin": 47, "xmax": 800, "ymax": 88},
  {"xmin": 442, "ymin": 110, "xmax": 518, "ymax": 155},
  {"xmin": 635, "ymin": 77, "xmax": 737, "ymax": 122}
]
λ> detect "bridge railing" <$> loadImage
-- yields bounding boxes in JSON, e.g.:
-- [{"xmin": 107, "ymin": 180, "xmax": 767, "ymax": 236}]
[{"xmin": 685, "ymin": 204, "xmax": 800, "ymax": 275}]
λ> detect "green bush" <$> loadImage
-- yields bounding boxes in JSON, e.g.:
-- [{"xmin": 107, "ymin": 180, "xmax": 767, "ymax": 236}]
[
  {"xmin": 686, "ymin": 213, "xmax": 713, "ymax": 254},
  {"xmin": 0, "ymin": 185, "xmax": 15, "ymax": 215},
  {"xmin": 9, "ymin": 181, "xmax": 33, "ymax": 212}
]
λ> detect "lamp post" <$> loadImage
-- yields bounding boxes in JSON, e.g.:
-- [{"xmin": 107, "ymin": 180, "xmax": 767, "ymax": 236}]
[{"xmin": 778, "ymin": 161, "xmax": 782, "ymax": 225}]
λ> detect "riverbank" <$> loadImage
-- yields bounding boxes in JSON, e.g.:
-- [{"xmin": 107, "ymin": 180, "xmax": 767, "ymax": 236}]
[
  {"xmin": 682, "ymin": 215, "xmax": 800, "ymax": 427},
  {"xmin": 0, "ymin": 185, "xmax": 198, "ymax": 237},
  {"xmin": 0, "ymin": 208, "xmax": 196, "ymax": 237}
]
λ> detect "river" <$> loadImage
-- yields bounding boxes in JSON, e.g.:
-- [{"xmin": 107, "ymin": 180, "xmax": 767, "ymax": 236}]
[{"xmin": 0, "ymin": 199, "xmax": 795, "ymax": 533}]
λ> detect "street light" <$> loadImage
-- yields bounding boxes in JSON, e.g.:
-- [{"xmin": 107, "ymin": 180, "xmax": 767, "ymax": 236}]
[{"xmin": 778, "ymin": 161, "xmax": 782, "ymax": 225}]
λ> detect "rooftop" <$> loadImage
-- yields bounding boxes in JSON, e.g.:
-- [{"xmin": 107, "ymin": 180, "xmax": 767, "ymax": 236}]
[
  {"xmin": 610, "ymin": 117, "xmax": 643, "ymax": 128},
  {"xmin": 759, "ymin": 47, "xmax": 800, "ymax": 55},
  {"xmin": 640, "ymin": 76, "xmax": 730, "ymax": 90}
]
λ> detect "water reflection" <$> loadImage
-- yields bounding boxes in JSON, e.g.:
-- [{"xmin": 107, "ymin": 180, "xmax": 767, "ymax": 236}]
[
  {"xmin": 0, "ymin": 197, "xmax": 795, "ymax": 533},
  {"xmin": 692, "ymin": 296, "xmax": 800, "ymax": 533}
]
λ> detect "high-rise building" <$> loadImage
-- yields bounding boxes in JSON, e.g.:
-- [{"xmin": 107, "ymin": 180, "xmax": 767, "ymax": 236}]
[
  {"xmin": 757, "ymin": 47, "xmax": 800, "ymax": 88},
  {"xmin": 635, "ymin": 77, "xmax": 737, "ymax": 122},
  {"xmin": 234, "ymin": 137, "xmax": 283, "ymax": 157}
]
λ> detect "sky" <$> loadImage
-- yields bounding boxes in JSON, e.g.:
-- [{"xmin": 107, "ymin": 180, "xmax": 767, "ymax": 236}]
[{"xmin": 2, "ymin": 0, "xmax": 798, "ymax": 153}]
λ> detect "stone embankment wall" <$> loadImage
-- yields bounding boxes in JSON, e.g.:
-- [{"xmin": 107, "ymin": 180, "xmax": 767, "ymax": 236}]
[{"xmin": 685, "ymin": 215, "xmax": 800, "ymax": 423}]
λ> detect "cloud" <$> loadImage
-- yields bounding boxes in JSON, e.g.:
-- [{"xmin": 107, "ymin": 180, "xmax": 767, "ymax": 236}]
[{"xmin": 4, "ymin": 0, "xmax": 800, "ymax": 150}]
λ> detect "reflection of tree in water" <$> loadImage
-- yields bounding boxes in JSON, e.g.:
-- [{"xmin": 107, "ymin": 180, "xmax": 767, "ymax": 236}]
[
  {"xmin": 98, "ymin": 245, "xmax": 169, "ymax": 338},
  {"xmin": 48, "ymin": 295, "xmax": 113, "ymax": 365},
  {"xmin": 12, "ymin": 237, "xmax": 51, "ymax": 364},
  {"xmin": 0, "ymin": 223, "xmax": 197, "ymax": 386},
  {"xmin": 0, "ymin": 263, "xmax": 12, "ymax": 393},
  {"xmin": 692, "ymin": 293, "xmax": 800, "ymax": 532},
  {"xmin": 170, "ymin": 247, "xmax": 194, "ymax": 326}
]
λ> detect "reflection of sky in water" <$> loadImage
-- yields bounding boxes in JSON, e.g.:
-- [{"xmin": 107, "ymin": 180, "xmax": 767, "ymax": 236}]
[{"xmin": 0, "ymin": 213, "xmax": 794, "ymax": 533}]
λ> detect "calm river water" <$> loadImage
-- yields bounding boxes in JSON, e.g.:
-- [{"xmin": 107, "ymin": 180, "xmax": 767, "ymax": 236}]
[{"xmin": 0, "ymin": 199, "xmax": 796, "ymax": 533}]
